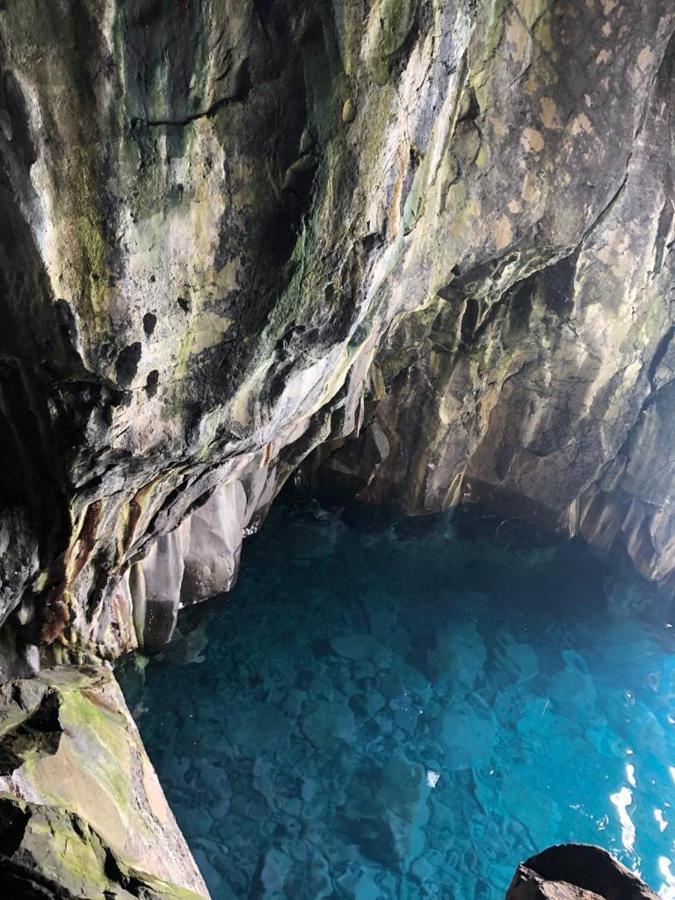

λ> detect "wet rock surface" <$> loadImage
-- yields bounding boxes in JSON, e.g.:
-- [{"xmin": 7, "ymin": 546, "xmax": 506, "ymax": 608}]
[
  {"xmin": 0, "ymin": 0, "xmax": 672, "ymax": 669},
  {"xmin": 0, "ymin": 666, "xmax": 208, "ymax": 897},
  {"xmin": 506, "ymin": 844, "xmax": 659, "ymax": 899},
  {"xmin": 0, "ymin": 798, "xmax": 205, "ymax": 899}
]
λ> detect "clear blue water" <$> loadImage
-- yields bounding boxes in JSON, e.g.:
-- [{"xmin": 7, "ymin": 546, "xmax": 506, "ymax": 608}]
[{"xmin": 119, "ymin": 503, "xmax": 675, "ymax": 899}]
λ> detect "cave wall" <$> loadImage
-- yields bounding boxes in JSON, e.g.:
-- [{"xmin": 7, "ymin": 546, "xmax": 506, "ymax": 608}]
[
  {"xmin": 0, "ymin": 0, "xmax": 673, "ymax": 671},
  {"xmin": 302, "ymin": 12, "xmax": 675, "ymax": 587}
]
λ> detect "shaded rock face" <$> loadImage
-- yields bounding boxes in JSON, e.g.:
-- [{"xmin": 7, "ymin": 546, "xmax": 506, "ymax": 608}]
[
  {"xmin": 299, "ymin": 4, "xmax": 675, "ymax": 587},
  {"xmin": 0, "ymin": 666, "xmax": 208, "ymax": 897},
  {"xmin": 0, "ymin": 0, "xmax": 673, "ymax": 666},
  {"xmin": 0, "ymin": 799, "xmax": 205, "ymax": 899},
  {"xmin": 506, "ymin": 844, "xmax": 658, "ymax": 899}
]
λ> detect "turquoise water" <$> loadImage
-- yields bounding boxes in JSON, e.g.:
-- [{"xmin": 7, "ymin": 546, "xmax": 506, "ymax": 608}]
[{"xmin": 119, "ymin": 503, "xmax": 675, "ymax": 899}]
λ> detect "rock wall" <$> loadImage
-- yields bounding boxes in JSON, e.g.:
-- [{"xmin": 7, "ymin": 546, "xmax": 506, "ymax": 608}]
[
  {"xmin": 298, "ymin": 1, "xmax": 675, "ymax": 587},
  {"xmin": 0, "ymin": 0, "xmax": 673, "ymax": 668},
  {"xmin": 0, "ymin": 666, "xmax": 208, "ymax": 897}
]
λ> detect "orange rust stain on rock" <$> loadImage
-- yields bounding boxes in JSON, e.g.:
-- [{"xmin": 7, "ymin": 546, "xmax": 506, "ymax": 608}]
[
  {"xmin": 121, "ymin": 482, "xmax": 155, "ymax": 557},
  {"xmin": 70, "ymin": 501, "xmax": 102, "ymax": 583},
  {"xmin": 570, "ymin": 113, "xmax": 594, "ymax": 135},
  {"xmin": 521, "ymin": 172, "xmax": 539, "ymax": 204},
  {"xmin": 41, "ymin": 600, "xmax": 70, "ymax": 645},
  {"xmin": 39, "ymin": 502, "xmax": 103, "ymax": 646},
  {"xmin": 637, "ymin": 47, "xmax": 655, "ymax": 72},
  {"xmin": 493, "ymin": 216, "xmax": 513, "ymax": 250},
  {"xmin": 521, "ymin": 128, "xmax": 545, "ymax": 153},
  {"xmin": 524, "ymin": 74, "xmax": 540, "ymax": 95},
  {"xmin": 540, "ymin": 97, "xmax": 562, "ymax": 129}
]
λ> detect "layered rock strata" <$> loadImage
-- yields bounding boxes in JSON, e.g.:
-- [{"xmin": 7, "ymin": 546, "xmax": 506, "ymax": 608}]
[{"xmin": 0, "ymin": 0, "xmax": 672, "ymax": 671}]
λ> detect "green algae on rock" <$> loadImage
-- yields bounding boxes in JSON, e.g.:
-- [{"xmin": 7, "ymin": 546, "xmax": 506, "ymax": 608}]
[
  {"xmin": 0, "ymin": 798, "xmax": 206, "ymax": 899},
  {"xmin": 0, "ymin": 666, "xmax": 208, "ymax": 898}
]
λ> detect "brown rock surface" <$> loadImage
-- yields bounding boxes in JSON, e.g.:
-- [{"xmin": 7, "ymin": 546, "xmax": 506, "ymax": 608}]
[{"xmin": 506, "ymin": 845, "xmax": 659, "ymax": 900}]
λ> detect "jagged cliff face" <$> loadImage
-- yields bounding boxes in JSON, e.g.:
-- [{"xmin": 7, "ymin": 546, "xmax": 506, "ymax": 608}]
[
  {"xmin": 302, "ymin": 5, "xmax": 675, "ymax": 588},
  {"xmin": 0, "ymin": 0, "xmax": 673, "ymax": 672}
]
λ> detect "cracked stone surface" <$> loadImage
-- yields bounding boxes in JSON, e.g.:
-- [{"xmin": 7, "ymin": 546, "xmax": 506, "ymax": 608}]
[
  {"xmin": 0, "ymin": 665, "xmax": 208, "ymax": 897},
  {"xmin": 0, "ymin": 0, "xmax": 673, "ymax": 671}
]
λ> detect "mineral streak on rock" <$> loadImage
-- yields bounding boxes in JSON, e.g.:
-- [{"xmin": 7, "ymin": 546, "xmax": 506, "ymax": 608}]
[{"xmin": 0, "ymin": 0, "xmax": 672, "ymax": 668}]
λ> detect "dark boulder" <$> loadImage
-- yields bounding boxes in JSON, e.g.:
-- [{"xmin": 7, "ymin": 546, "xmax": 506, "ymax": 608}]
[{"xmin": 507, "ymin": 844, "xmax": 658, "ymax": 900}]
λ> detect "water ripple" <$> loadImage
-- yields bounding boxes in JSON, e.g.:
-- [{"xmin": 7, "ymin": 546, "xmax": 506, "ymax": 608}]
[{"xmin": 119, "ymin": 504, "xmax": 675, "ymax": 899}]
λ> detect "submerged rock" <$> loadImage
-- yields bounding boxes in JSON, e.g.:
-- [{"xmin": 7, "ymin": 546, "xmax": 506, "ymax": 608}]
[
  {"xmin": 0, "ymin": 667, "xmax": 208, "ymax": 898},
  {"xmin": 336, "ymin": 758, "xmax": 430, "ymax": 873},
  {"xmin": 507, "ymin": 844, "xmax": 658, "ymax": 899}
]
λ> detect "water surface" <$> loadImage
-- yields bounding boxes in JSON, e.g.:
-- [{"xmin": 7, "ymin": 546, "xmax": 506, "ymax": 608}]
[{"xmin": 120, "ymin": 503, "xmax": 675, "ymax": 899}]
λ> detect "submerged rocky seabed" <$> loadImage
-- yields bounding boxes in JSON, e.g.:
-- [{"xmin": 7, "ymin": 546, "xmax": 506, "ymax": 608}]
[{"xmin": 120, "ymin": 504, "xmax": 675, "ymax": 900}]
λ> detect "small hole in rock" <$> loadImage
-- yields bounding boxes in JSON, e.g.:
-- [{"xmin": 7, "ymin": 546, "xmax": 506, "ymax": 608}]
[
  {"xmin": 115, "ymin": 342, "xmax": 142, "ymax": 389},
  {"xmin": 145, "ymin": 370, "xmax": 159, "ymax": 398},
  {"xmin": 143, "ymin": 312, "xmax": 157, "ymax": 337}
]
